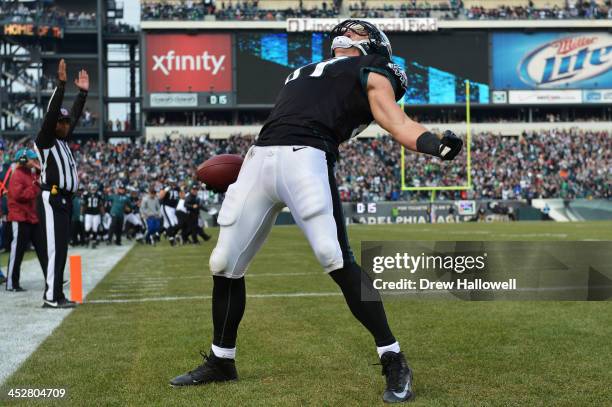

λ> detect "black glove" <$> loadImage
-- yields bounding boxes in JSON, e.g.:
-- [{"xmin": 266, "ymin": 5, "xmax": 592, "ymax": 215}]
[{"xmin": 439, "ymin": 130, "xmax": 463, "ymax": 161}]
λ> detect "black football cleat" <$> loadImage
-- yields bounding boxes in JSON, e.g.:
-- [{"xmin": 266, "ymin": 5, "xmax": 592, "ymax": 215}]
[
  {"xmin": 42, "ymin": 298, "xmax": 77, "ymax": 309},
  {"xmin": 170, "ymin": 351, "xmax": 238, "ymax": 387},
  {"xmin": 380, "ymin": 352, "xmax": 414, "ymax": 403}
]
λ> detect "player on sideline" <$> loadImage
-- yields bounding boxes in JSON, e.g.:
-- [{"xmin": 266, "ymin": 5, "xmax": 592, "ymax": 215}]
[
  {"xmin": 82, "ymin": 182, "xmax": 104, "ymax": 248},
  {"xmin": 170, "ymin": 20, "xmax": 463, "ymax": 403},
  {"xmin": 159, "ymin": 178, "xmax": 181, "ymax": 246}
]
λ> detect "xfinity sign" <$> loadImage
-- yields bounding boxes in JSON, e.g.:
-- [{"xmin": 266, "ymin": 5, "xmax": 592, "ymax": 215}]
[
  {"xmin": 146, "ymin": 34, "xmax": 233, "ymax": 93},
  {"xmin": 151, "ymin": 51, "xmax": 226, "ymax": 76}
]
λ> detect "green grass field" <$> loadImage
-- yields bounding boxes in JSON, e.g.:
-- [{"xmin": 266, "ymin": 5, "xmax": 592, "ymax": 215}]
[{"xmin": 3, "ymin": 221, "xmax": 612, "ymax": 406}]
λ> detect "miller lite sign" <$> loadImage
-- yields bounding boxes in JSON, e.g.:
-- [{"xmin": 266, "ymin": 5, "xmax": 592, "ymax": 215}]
[{"xmin": 493, "ymin": 32, "xmax": 612, "ymax": 90}]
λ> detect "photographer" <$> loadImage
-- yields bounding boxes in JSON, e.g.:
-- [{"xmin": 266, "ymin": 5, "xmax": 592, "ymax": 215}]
[{"xmin": 5, "ymin": 149, "xmax": 45, "ymax": 292}]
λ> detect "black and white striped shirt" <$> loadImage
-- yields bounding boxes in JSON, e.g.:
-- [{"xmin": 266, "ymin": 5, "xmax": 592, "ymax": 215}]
[
  {"xmin": 35, "ymin": 80, "xmax": 87, "ymax": 193},
  {"xmin": 35, "ymin": 140, "xmax": 79, "ymax": 192}
]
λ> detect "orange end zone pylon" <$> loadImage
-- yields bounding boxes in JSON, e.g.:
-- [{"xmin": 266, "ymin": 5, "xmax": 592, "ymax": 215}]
[{"xmin": 70, "ymin": 255, "xmax": 83, "ymax": 303}]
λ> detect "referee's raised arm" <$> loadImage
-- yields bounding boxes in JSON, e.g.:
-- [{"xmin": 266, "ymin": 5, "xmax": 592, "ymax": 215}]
[
  {"xmin": 36, "ymin": 59, "xmax": 67, "ymax": 149},
  {"xmin": 67, "ymin": 69, "xmax": 89, "ymax": 138}
]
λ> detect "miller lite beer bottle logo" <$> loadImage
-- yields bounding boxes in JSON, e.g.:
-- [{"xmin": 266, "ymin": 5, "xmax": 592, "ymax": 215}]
[{"xmin": 519, "ymin": 34, "xmax": 612, "ymax": 87}]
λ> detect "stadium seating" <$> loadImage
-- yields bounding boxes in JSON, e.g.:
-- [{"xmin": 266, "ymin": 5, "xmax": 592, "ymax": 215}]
[
  {"xmin": 141, "ymin": 0, "xmax": 338, "ymax": 20},
  {"xmin": 139, "ymin": 0, "xmax": 611, "ymax": 19}
]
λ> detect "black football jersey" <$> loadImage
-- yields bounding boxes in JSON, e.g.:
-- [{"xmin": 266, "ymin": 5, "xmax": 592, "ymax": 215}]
[
  {"xmin": 161, "ymin": 188, "xmax": 180, "ymax": 208},
  {"xmin": 83, "ymin": 191, "xmax": 104, "ymax": 215},
  {"xmin": 130, "ymin": 196, "xmax": 140, "ymax": 214},
  {"xmin": 255, "ymin": 54, "xmax": 407, "ymax": 157}
]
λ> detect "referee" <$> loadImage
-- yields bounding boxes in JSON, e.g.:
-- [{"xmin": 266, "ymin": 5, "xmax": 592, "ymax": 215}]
[{"xmin": 35, "ymin": 59, "xmax": 88, "ymax": 309}]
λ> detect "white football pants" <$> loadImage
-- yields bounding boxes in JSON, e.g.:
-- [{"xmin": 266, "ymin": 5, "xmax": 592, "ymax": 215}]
[
  {"xmin": 210, "ymin": 145, "xmax": 352, "ymax": 278},
  {"xmin": 161, "ymin": 205, "xmax": 178, "ymax": 229},
  {"xmin": 84, "ymin": 214, "xmax": 101, "ymax": 232}
]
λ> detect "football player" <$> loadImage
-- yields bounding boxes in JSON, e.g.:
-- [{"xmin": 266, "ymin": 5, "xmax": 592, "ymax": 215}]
[
  {"xmin": 159, "ymin": 177, "xmax": 181, "ymax": 246},
  {"xmin": 170, "ymin": 20, "xmax": 463, "ymax": 403},
  {"xmin": 184, "ymin": 182, "xmax": 211, "ymax": 244},
  {"xmin": 81, "ymin": 182, "xmax": 104, "ymax": 249},
  {"xmin": 124, "ymin": 186, "xmax": 145, "ymax": 243}
]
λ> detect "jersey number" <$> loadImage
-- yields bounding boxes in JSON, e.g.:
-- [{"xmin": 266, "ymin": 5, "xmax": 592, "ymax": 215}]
[
  {"xmin": 88, "ymin": 197, "xmax": 99, "ymax": 208},
  {"xmin": 285, "ymin": 57, "xmax": 348, "ymax": 84}
]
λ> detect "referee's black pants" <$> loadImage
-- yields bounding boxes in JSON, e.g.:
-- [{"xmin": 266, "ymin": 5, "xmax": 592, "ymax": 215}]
[
  {"xmin": 6, "ymin": 221, "xmax": 46, "ymax": 290},
  {"xmin": 38, "ymin": 190, "xmax": 72, "ymax": 302}
]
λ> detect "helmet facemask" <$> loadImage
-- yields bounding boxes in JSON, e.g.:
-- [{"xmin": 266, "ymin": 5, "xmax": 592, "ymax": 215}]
[{"xmin": 330, "ymin": 20, "xmax": 392, "ymax": 60}]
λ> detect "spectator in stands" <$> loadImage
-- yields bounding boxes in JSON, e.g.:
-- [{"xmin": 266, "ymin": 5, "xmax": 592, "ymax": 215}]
[{"xmin": 83, "ymin": 108, "xmax": 92, "ymax": 127}]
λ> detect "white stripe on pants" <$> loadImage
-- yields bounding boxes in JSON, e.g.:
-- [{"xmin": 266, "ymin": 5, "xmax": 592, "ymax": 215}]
[
  {"xmin": 6, "ymin": 222, "xmax": 19, "ymax": 290},
  {"xmin": 42, "ymin": 191, "xmax": 56, "ymax": 301},
  {"xmin": 161, "ymin": 205, "xmax": 178, "ymax": 229}
]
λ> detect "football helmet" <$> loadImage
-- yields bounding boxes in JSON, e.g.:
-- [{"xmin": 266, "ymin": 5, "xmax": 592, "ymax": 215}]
[{"xmin": 330, "ymin": 19, "xmax": 392, "ymax": 60}]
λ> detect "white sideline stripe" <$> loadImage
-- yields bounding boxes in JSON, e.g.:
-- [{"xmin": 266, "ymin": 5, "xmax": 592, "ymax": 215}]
[
  {"xmin": 89, "ymin": 292, "xmax": 343, "ymax": 304},
  {"xmin": 113, "ymin": 272, "xmax": 317, "ymax": 284},
  {"xmin": 0, "ymin": 244, "xmax": 134, "ymax": 385},
  {"xmin": 89, "ymin": 282, "xmax": 612, "ymax": 304}
]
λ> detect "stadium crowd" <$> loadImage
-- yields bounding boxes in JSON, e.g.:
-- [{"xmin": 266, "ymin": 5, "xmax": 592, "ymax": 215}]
[
  {"xmin": 0, "ymin": 2, "xmax": 96, "ymax": 27},
  {"xmin": 141, "ymin": 0, "xmax": 339, "ymax": 21},
  {"xmin": 140, "ymin": 0, "xmax": 612, "ymax": 20},
  {"xmin": 464, "ymin": 0, "xmax": 612, "ymax": 20},
  {"xmin": 0, "ymin": 128, "xmax": 606, "ymax": 207}
]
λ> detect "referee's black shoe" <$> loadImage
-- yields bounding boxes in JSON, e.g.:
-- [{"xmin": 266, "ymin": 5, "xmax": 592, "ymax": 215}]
[
  {"xmin": 170, "ymin": 351, "xmax": 238, "ymax": 387},
  {"xmin": 42, "ymin": 298, "xmax": 77, "ymax": 309},
  {"xmin": 380, "ymin": 351, "xmax": 414, "ymax": 403},
  {"xmin": 7, "ymin": 286, "xmax": 27, "ymax": 292}
]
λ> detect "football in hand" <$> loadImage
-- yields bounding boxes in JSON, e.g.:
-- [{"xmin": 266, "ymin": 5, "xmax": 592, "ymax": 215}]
[{"xmin": 196, "ymin": 154, "xmax": 243, "ymax": 192}]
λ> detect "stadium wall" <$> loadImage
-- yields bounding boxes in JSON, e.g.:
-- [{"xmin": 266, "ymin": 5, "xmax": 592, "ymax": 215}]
[
  {"xmin": 201, "ymin": 200, "xmax": 612, "ymax": 226},
  {"xmin": 531, "ymin": 199, "xmax": 612, "ymax": 222},
  {"xmin": 199, "ymin": 200, "xmax": 542, "ymax": 227}
]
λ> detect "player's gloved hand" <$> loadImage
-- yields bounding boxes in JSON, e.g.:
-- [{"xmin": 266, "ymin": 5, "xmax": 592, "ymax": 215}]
[{"xmin": 439, "ymin": 130, "xmax": 463, "ymax": 161}]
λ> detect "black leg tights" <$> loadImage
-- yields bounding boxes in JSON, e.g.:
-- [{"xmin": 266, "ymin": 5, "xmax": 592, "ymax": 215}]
[
  {"xmin": 329, "ymin": 262, "xmax": 396, "ymax": 347},
  {"xmin": 212, "ymin": 276, "xmax": 246, "ymax": 348}
]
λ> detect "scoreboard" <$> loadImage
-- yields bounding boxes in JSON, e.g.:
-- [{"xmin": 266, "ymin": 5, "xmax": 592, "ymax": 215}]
[{"xmin": 142, "ymin": 29, "xmax": 612, "ymax": 110}]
